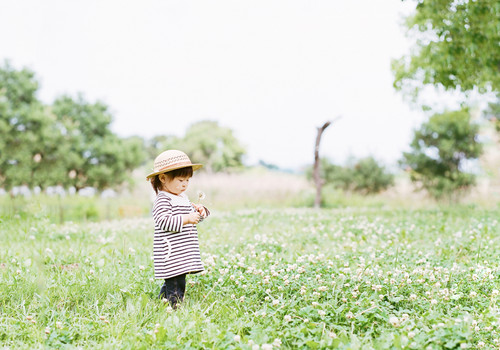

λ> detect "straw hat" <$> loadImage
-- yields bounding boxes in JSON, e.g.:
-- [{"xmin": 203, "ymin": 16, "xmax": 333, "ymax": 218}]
[{"xmin": 146, "ymin": 150, "xmax": 202, "ymax": 180}]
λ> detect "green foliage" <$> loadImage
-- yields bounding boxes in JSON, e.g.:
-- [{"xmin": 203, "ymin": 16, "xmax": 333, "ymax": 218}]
[
  {"xmin": 0, "ymin": 62, "xmax": 68, "ymax": 190},
  {"xmin": 393, "ymin": 0, "xmax": 500, "ymax": 98},
  {"xmin": 484, "ymin": 97, "xmax": 500, "ymax": 132},
  {"xmin": 0, "ymin": 62, "xmax": 146, "ymax": 192},
  {"xmin": 1, "ymin": 207, "xmax": 499, "ymax": 348},
  {"xmin": 307, "ymin": 157, "xmax": 394, "ymax": 195},
  {"xmin": 178, "ymin": 120, "xmax": 246, "ymax": 172},
  {"xmin": 401, "ymin": 108, "xmax": 482, "ymax": 199},
  {"xmin": 51, "ymin": 95, "xmax": 145, "ymax": 191}
]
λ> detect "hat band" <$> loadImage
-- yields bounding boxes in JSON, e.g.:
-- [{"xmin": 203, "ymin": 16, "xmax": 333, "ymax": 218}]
[{"xmin": 156, "ymin": 161, "xmax": 193, "ymax": 172}]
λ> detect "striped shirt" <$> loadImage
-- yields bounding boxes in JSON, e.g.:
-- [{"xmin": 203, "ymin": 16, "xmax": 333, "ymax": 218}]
[{"xmin": 152, "ymin": 191, "xmax": 205, "ymax": 279}]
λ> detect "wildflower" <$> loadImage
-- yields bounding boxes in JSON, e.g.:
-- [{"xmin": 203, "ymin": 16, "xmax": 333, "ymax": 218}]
[
  {"xmin": 430, "ymin": 299, "xmax": 438, "ymax": 305},
  {"xmin": 166, "ymin": 306, "xmax": 173, "ymax": 313},
  {"xmin": 56, "ymin": 321, "xmax": 62, "ymax": 329},
  {"xmin": 234, "ymin": 335, "xmax": 241, "ymax": 342},
  {"xmin": 262, "ymin": 344, "xmax": 272, "ymax": 350},
  {"xmin": 284, "ymin": 315, "xmax": 292, "ymax": 322},
  {"xmin": 240, "ymin": 296, "xmax": 245, "ymax": 303},
  {"xmin": 45, "ymin": 327, "xmax": 50, "ymax": 334},
  {"xmin": 408, "ymin": 331, "xmax": 416, "ymax": 339},
  {"xmin": 197, "ymin": 191, "xmax": 206, "ymax": 202},
  {"xmin": 469, "ymin": 291, "xmax": 477, "ymax": 298},
  {"xmin": 477, "ymin": 341, "xmax": 485, "ymax": 348},
  {"xmin": 318, "ymin": 286, "xmax": 327, "ymax": 292},
  {"xmin": 389, "ymin": 316, "xmax": 400, "ymax": 327},
  {"xmin": 329, "ymin": 331, "xmax": 337, "ymax": 338},
  {"xmin": 318, "ymin": 310, "xmax": 326, "ymax": 317},
  {"xmin": 26, "ymin": 316, "xmax": 33, "ymax": 321},
  {"xmin": 272, "ymin": 299, "xmax": 279, "ymax": 306},
  {"xmin": 273, "ymin": 338, "xmax": 282, "ymax": 347},
  {"xmin": 139, "ymin": 265, "xmax": 145, "ymax": 271},
  {"xmin": 346, "ymin": 312, "xmax": 354, "ymax": 319},
  {"xmin": 492, "ymin": 290, "xmax": 499, "ymax": 297}
]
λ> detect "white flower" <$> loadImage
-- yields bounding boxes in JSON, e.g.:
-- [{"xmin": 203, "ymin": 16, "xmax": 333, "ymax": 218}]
[
  {"xmin": 492, "ymin": 289, "xmax": 499, "ymax": 297},
  {"xmin": 469, "ymin": 291, "xmax": 477, "ymax": 298},
  {"xmin": 234, "ymin": 335, "xmax": 241, "ymax": 342},
  {"xmin": 389, "ymin": 316, "xmax": 400, "ymax": 327},
  {"xmin": 272, "ymin": 299, "xmax": 279, "ymax": 306},
  {"xmin": 273, "ymin": 338, "xmax": 282, "ymax": 347},
  {"xmin": 477, "ymin": 341, "xmax": 485, "ymax": 348},
  {"xmin": 328, "ymin": 331, "xmax": 337, "ymax": 338},
  {"xmin": 262, "ymin": 344, "xmax": 272, "ymax": 350},
  {"xmin": 139, "ymin": 265, "xmax": 145, "ymax": 271},
  {"xmin": 318, "ymin": 310, "xmax": 326, "ymax": 317},
  {"xmin": 409, "ymin": 294, "xmax": 417, "ymax": 301},
  {"xmin": 408, "ymin": 331, "xmax": 416, "ymax": 339},
  {"xmin": 284, "ymin": 315, "xmax": 292, "ymax": 322}
]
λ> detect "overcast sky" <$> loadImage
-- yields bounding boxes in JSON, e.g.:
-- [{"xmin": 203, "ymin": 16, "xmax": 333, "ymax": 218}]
[{"xmin": 1, "ymin": 1, "xmax": 438, "ymax": 170}]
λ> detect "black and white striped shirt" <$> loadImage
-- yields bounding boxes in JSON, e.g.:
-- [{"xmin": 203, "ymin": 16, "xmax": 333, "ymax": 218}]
[{"xmin": 152, "ymin": 191, "xmax": 205, "ymax": 279}]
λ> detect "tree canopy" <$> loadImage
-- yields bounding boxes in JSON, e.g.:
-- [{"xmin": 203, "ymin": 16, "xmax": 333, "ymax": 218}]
[
  {"xmin": 401, "ymin": 108, "xmax": 482, "ymax": 199},
  {"xmin": 393, "ymin": 0, "xmax": 500, "ymax": 98},
  {"xmin": 0, "ymin": 62, "xmax": 145, "ymax": 192}
]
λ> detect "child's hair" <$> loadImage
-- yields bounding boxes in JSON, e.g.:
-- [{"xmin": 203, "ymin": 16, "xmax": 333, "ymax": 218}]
[{"xmin": 151, "ymin": 166, "xmax": 194, "ymax": 194}]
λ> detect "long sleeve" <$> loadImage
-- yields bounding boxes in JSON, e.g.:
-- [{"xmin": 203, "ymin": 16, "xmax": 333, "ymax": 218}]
[{"xmin": 152, "ymin": 194, "xmax": 183, "ymax": 233}]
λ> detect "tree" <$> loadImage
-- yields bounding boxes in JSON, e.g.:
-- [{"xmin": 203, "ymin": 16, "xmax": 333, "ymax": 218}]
[
  {"xmin": 313, "ymin": 121, "xmax": 331, "ymax": 208},
  {"xmin": 0, "ymin": 62, "xmax": 67, "ymax": 191},
  {"xmin": 179, "ymin": 120, "xmax": 246, "ymax": 173},
  {"xmin": 401, "ymin": 108, "xmax": 482, "ymax": 199},
  {"xmin": 51, "ymin": 95, "xmax": 145, "ymax": 191},
  {"xmin": 393, "ymin": 0, "xmax": 500, "ymax": 98}
]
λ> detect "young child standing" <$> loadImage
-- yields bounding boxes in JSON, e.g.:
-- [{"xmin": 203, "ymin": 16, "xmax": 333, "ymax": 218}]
[{"xmin": 146, "ymin": 150, "xmax": 209, "ymax": 307}]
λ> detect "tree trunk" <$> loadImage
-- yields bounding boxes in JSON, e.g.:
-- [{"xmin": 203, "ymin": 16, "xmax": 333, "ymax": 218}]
[{"xmin": 314, "ymin": 121, "xmax": 332, "ymax": 208}]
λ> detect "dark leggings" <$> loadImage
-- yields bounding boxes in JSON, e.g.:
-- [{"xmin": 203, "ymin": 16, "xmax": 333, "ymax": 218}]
[{"xmin": 158, "ymin": 274, "xmax": 186, "ymax": 307}]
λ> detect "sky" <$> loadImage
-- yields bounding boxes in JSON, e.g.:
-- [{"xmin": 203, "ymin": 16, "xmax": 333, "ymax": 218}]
[{"xmin": 1, "ymin": 0, "xmax": 440, "ymax": 170}]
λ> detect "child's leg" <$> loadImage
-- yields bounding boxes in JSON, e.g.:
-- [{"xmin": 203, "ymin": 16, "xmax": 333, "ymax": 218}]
[{"xmin": 160, "ymin": 274, "xmax": 186, "ymax": 307}]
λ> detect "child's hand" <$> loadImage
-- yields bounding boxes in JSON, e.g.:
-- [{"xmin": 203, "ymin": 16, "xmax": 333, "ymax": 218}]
[
  {"xmin": 192, "ymin": 204, "xmax": 207, "ymax": 218},
  {"xmin": 183, "ymin": 212, "xmax": 201, "ymax": 225}
]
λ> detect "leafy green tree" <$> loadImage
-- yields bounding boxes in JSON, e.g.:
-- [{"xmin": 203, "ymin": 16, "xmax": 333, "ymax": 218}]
[
  {"xmin": 179, "ymin": 120, "xmax": 246, "ymax": 172},
  {"xmin": 0, "ymin": 62, "xmax": 68, "ymax": 191},
  {"xmin": 393, "ymin": 0, "xmax": 500, "ymax": 98},
  {"xmin": 51, "ymin": 95, "xmax": 145, "ymax": 191},
  {"xmin": 401, "ymin": 108, "xmax": 482, "ymax": 199}
]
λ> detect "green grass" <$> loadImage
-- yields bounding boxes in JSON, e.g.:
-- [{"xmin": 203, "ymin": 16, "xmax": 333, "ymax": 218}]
[{"xmin": 1, "ymin": 206, "xmax": 500, "ymax": 349}]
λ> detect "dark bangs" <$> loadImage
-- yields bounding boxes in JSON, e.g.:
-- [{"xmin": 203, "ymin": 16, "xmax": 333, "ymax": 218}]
[{"xmin": 150, "ymin": 166, "xmax": 194, "ymax": 194}]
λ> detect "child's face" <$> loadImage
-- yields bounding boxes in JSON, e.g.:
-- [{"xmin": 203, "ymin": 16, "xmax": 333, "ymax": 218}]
[{"xmin": 160, "ymin": 174, "xmax": 191, "ymax": 195}]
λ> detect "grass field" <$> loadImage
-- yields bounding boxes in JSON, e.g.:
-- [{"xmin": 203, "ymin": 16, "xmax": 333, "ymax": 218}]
[{"xmin": 2, "ymin": 204, "xmax": 500, "ymax": 349}]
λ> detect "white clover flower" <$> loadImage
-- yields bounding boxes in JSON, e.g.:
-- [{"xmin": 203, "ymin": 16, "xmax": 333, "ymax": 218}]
[
  {"xmin": 139, "ymin": 265, "xmax": 145, "ymax": 271},
  {"xmin": 409, "ymin": 294, "xmax": 417, "ymax": 301},
  {"xmin": 272, "ymin": 299, "xmax": 279, "ymax": 306},
  {"xmin": 262, "ymin": 344, "xmax": 272, "ymax": 350},
  {"xmin": 492, "ymin": 289, "xmax": 499, "ymax": 297},
  {"xmin": 389, "ymin": 316, "xmax": 400, "ymax": 327},
  {"xmin": 284, "ymin": 315, "xmax": 292, "ymax": 322},
  {"xmin": 408, "ymin": 331, "xmax": 416, "ymax": 339},
  {"xmin": 469, "ymin": 291, "xmax": 477, "ymax": 298},
  {"xmin": 328, "ymin": 331, "xmax": 337, "ymax": 338},
  {"xmin": 430, "ymin": 299, "xmax": 438, "ymax": 305},
  {"xmin": 273, "ymin": 338, "xmax": 282, "ymax": 347},
  {"xmin": 45, "ymin": 327, "xmax": 51, "ymax": 334},
  {"xmin": 318, "ymin": 310, "xmax": 326, "ymax": 317},
  {"xmin": 477, "ymin": 341, "xmax": 485, "ymax": 348},
  {"xmin": 234, "ymin": 335, "xmax": 241, "ymax": 342},
  {"xmin": 56, "ymin": 321, "xmax": 62, "ymax": 329}
]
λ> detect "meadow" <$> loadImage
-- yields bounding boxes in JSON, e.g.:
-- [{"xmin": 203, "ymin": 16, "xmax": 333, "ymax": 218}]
[
  {"xmin": 2, "ymin": 200, "xmax": 500, "ymax": 349},
  {"xmin": 2, "ymin": 171, "xmax": 500, "ymax": 349}
]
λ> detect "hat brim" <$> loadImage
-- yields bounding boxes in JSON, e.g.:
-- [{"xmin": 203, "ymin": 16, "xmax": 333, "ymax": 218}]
[{"xmin": 146, "ymin": 164, "xmax": 203, "ymax": 180}]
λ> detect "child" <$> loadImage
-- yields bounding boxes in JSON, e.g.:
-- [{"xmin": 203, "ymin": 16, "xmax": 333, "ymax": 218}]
[{"xmin": 146, "ymin": 150, "xmax": 209, "ymax": 307}]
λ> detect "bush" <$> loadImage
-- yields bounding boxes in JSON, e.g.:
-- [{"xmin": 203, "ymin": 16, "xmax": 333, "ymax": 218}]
[
  {"xmin": 401, "ymin": 108, "xmax": 482, "ymax": 200},
  {"xmin": 307, "ymin": 157, "xmax": 394, "ymax": 195}
]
